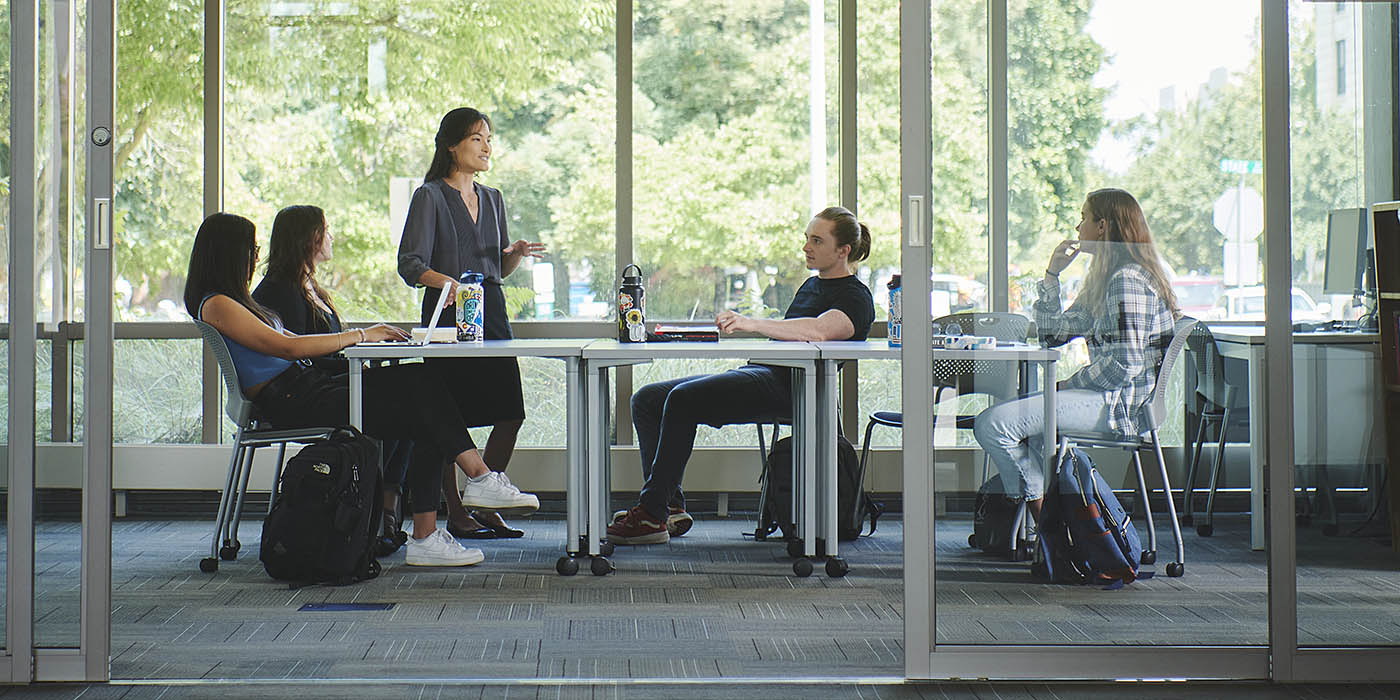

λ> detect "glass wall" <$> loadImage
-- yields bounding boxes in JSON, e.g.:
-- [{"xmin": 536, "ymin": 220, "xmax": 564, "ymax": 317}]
[
  {"xmin": 1291, "ymin": 1, "xmax": 1400, "ymax": 647},
  {"xmin": 935, "ymin": 0, "xmax": 1268, "ymax": 646},
  {"xmin": 1, "ymin": 0, "xmax": 11, "ymax": 651}
]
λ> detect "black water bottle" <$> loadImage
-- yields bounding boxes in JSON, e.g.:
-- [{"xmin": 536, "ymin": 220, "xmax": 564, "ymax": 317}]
[{"xmin": 618, "ymin": 264, "xmax": 646, "ymax": 342}]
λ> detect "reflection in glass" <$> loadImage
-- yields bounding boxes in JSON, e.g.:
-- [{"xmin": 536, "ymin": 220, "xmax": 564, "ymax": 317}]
[
  {"xmin": 935, "ymin": 0, "xmax": 1268, "ymax": 645},
  {"xmin": 1292, "ymin": 1, "xmax": 1400, "ymax": 647}
]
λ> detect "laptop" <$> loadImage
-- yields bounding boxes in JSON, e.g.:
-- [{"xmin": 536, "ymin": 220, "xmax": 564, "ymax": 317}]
[{"xmin": 359, "ymin": 285, "xmax": 454, "ymax": 346}]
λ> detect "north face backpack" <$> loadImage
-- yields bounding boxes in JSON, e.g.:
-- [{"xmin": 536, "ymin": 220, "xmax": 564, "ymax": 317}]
[{"xmin": 260, "ymin": 427, "xmax": 384, "ymax": 585}]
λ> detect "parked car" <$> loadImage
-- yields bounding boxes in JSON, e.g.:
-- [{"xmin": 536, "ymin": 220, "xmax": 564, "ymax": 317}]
[
  {"xmin": 1207, "ymin": 286, "xmax": 1331, "ymax": 322},
  {"xmin": 1171, "ymin": 277, "xmax": 1225, "ymax": 318},
  {"xmin": 929, "ymin": 274, "xmax": 986, "ymax": 314}
]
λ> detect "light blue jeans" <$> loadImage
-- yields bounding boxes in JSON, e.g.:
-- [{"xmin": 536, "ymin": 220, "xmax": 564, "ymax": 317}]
[{"xmin": 972, "ymin": 389, "xmax": 1113, "ymax": 500}]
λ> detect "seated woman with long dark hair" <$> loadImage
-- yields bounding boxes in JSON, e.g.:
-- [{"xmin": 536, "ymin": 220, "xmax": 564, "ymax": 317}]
[
  {"xmin": 252, "ymin": 205, "xmax": 421, "ymax": 549},
  {"xmin": 185, "ymin": 212, "xmax": 539, "ymax": 567}
]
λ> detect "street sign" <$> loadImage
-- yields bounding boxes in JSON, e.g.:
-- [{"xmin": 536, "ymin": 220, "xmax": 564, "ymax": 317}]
[
  {"xmin": 1219, "ymin": 158, "xmax": 1264, "ymax": 175},
  {"xmin": 1213, "ymin": 185, "xmax": 1264, "ymax": 241}
]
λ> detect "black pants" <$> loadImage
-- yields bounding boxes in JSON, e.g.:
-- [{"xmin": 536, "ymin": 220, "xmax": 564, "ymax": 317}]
[
  {"xmin": 253, "ymin": 362, "xmax": 475, "ymax": 513},
  {"xmin": 424, "ymin": 282, "xmax": 526, "ymax": 429},
  {"xmin": 631, "ymin": 365, "xmax": 791, "ymax": 519}
]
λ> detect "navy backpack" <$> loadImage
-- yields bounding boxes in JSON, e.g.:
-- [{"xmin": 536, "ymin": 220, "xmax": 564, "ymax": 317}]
[{"xmin": 1033, "ymin": 447, "xmax": 1150, "ymax": 589}]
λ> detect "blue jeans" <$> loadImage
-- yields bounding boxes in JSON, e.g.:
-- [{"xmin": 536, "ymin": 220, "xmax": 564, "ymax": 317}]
[{"xmin": 972, "ymin": 389, "xmax": 1112, "ymax": 500}]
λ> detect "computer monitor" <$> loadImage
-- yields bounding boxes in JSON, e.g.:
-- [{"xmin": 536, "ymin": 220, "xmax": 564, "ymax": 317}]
[{"xmin": 1323, "ymin": 207, "xmax": 1369, "ymax": 296}]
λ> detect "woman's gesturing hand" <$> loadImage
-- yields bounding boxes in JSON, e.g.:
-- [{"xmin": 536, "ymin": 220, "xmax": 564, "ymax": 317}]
[
  {"xmin": 504, "ymin": 240, "xmax": 548, "ymax": 260},
  {"xmin": 1046, "ymin": 239, "xmax": 1082, "ymax": 276}
]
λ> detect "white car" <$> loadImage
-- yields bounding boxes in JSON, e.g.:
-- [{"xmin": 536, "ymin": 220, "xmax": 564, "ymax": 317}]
[{"xmin": 1207, "ymin": 286, "xmax": 1331, "ymax": 322}]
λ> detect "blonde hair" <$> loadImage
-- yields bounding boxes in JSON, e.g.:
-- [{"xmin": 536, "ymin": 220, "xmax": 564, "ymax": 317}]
[{"xmin": 1076, "ymin": 188, "xmax": 1179, "ymax": 316}]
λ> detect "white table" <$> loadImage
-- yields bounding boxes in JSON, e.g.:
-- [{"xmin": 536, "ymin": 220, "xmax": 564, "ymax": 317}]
[
  {"xmin": 1209, "ymin": 326, "xmax": 1381, "ymax": 550},
  {"xmin": 811, "ymin": 341, "xmax": 1060, "ymax": 569},
  {"xmin": 579, "ymin": 339, "xmax": 820, "ymax": 574},
  {"xmin": 343, "ymin": 339, "xmax": 593, "ymax": 564}
]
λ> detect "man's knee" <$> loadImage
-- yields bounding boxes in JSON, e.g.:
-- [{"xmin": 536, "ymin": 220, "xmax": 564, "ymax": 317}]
[{"xmin": 632, "ymin": 382, "xmax": 670, "ymax": 417}]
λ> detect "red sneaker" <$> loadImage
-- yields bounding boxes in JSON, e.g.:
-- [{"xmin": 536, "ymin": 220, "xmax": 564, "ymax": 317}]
[{"xmin": 606, "ymin": 506, "xmax": 669, "ymax": 545}]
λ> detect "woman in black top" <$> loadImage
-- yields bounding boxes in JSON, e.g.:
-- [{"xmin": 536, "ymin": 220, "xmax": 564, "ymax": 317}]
[
  {"xmin": 397, "ymin": 108, "xmax": 547, "ymax": 538},
  {"xmin": 608, "ymin": 206, "xmax": 876, "ymax": 545},
  {"xmin": 253, "ymin": 205, "xmax": 421, "ymax": 547}
]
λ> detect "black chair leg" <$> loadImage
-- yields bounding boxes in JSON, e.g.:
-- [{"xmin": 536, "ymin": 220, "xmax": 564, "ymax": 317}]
[
  {"xmin": 1182, "ymin": 414, "xmax": 1210, "ymax": 524},
  {"xmin": 1201, "ymin": 404, "xmax": 1231, "ymax": 537}
]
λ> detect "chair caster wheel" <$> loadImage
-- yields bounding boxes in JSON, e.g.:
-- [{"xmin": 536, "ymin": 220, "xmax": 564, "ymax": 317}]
[
  {"xmin": 1196, "ymin": 523, "xmax": 1214, "ymax": 537},
  {"xmin": 1166, "ymin": 562, "xmax": 1184, "ymax": 577},
  {"xmin": 1322, "ymin": 524, "xmax": 1339, "ymax": 536},
  {"xmin": 786, "ymin": 539, "xmax": 805, "ymax": 558},
  {"xmin": 1140, "ymin": 550, "xmax": 1157, "ymax": 565},
  {"xmin": 968, "ymin": 533, "xmax": 977, "ymax": 548},
  {"xmin": 219, "ymin": 545, "xmax": 238, "ymax": 561},
  {"xmin": 793, "ymin": 558, "xmax": 813, "ymax": 577},
  {"xmin": 199, "ymin": 558, "xmax": 219, "ymax": 573},
  {"xmin": 556, "ymin": 556, "xmax": 579, "ymax": 576},
  {"xmin": 825, "ymin": 557, "xmax": 848, "ymax": 578},
  {"xmin": 599, "ymin": 541, "xmax": 616, "ymax": 557},
  {"xmin": 1180, "ymin": 514, "xmax": 1193, "ymax": 526},
  {"xmin": 590, "ymin": 556, "xmax": 614, "ymax": 576}
]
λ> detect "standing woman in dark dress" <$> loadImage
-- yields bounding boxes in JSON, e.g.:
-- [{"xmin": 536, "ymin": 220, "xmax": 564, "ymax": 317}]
[
  {"xmin": 253, "ymin": 204, "xmax": 415, "ymax": 549},
  {"xmin": 398, "ymin": 108, "xmax": 547, "ymax": 538}
]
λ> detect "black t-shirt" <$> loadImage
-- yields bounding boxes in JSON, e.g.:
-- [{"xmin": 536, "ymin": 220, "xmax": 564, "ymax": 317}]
[{"xmin": 783, "ymin": 275, "xmax": 875, "ymax": 340}]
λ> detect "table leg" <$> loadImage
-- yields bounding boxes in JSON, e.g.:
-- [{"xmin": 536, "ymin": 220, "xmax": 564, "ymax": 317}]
[
  {"xmin": 349, "ymin": 359, "xmax": 363, "ymax": 429},
  {"xmin": 586, "ymin": 365, "xmax": 608, "ymax": 558},
  {"xmin": 1042, "ymin": 359, "xmax": 1057, "ymax": 480},
  {"xmin": 1249, "ymin": 345, "xmax": 1266, "ymax": 551},
  {"xmin": 566, "ymin": 357, "xmax": 581, "ymax": 556},
  {"xmin": 820, "ymin": 360, "xmax": 839, "ymax": 560},
  {"xmin": 801, "ymin": 366, "xmax": 817, "ymax": 558}
]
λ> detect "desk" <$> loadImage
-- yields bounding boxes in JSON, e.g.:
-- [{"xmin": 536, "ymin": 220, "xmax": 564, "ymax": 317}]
[
  {"xmin": 580, "ymin": 339, "xmax": 819, "ymax": 574},
  {"xmin": 1209, "ymin": 326, "xmax": 1382, "ymax": 550},
  {"xmin": 343, "ymin": 339, "xmax": 593, "ymax": 564},
  {"xmin": 810, "ymin": 341, "xmax": 1060, "ymax": 568}
]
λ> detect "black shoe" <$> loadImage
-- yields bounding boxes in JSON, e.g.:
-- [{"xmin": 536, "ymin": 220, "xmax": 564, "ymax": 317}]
[
  {"xmin": 472, "ymin": 511, "xmax": 525, "ymax": 539},
  {"xmin": 447, "ymin": 518, "xmax": 498, "ymax": 540}
]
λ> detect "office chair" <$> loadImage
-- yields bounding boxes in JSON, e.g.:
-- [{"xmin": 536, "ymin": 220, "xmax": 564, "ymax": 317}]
[
  {"xmin": 856, "ymin": 312, "xmax": 1031, "ymax": 491},
  {"xmin": 1181, "ymin": 323, "xmax": 1342, "ymax": 536},
  {"xmin": 1055, "ymin": 316, "xmax": 1196, "ymax": 577},
  {"xmin": 194, "ymin": 320, "xmax": 336, "ymax": 573},
  {"xmin": 1180, "ymin": 323, "xmax": 1251, "ymax": 536}
]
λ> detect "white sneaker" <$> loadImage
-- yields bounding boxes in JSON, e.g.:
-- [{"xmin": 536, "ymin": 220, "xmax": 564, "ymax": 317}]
[
  {"xmin": 405, "ymin": 527, "xmax": 484, "ymax": 567},
  {"xmin": 462, "ymin": 471, "xmax": 540, "ymax": 516}
]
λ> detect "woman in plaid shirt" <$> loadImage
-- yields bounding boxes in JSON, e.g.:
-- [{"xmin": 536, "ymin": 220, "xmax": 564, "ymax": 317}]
[{"xmin": 974, "ymin": 188, "xmax": 1179, "ymax": 518}]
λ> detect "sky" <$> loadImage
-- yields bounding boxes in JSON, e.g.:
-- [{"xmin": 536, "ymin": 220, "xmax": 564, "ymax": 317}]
[{"xmin": 1086, "ymin": 1, "xmax": 1262, "ymax": 171}]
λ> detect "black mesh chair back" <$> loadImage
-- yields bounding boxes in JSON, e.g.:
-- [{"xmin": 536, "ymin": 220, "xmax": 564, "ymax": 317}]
[{"xmin": 930, "ymin": 312, "xmax": 1030, "ymax": 402}]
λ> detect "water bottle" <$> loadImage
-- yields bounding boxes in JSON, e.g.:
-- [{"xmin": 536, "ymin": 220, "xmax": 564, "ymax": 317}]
[
  {"xmin": 456, "ymin": 271, "xmax": 485, "ymax": 342},
  {"xmin": 618, "ymin": 264, "xmax": 646, "ymax": 342},
  {"xmin": 886, "ymin": 274, "xmax": 902, "ymax": 348}
]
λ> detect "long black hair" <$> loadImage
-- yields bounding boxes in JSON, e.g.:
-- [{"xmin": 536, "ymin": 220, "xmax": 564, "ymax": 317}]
[
  {"xmin": 265, "ymin": 204, "xmax": 338, "ymax": 325},
  {"xmin": 183, "ymin": 212, "xmax": 277, "ymax": 325},
  {"xmin": 424, "ymin": 107, "xmax": 492, "ymax": 182}
]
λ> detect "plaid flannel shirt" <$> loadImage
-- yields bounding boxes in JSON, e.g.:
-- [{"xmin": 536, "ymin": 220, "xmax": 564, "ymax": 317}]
[{"xmin": 1034, "ymin": 263, "xmax": 1176, "ymax": 438}]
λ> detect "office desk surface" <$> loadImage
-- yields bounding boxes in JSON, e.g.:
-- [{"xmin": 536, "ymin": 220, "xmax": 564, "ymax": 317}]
[
  {"xmin": 812, "ymin": 339, "xmax": 1059, "ymax": 361},
  {"xmin": 581, "ymin": 338, "xmax": 818, "ymax": 360},
  {"xmin": 1210, "ymin": 325, "xmax": 1379, "ymax": 345},
  {"xmin": 344, "ymin": 337, "xmax": 592, "ymax": 359}
]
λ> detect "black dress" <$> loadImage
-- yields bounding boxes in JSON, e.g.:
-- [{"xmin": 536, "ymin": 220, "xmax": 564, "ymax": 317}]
[{"xmin": 396, "ymin": 179, "xmax": 526, "ymax": 427}]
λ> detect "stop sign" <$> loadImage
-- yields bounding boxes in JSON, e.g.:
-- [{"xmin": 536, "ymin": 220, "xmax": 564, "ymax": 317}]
[{"xmin": 1213, "ymin": 185, "xmax": 1264, "ymax": 242}]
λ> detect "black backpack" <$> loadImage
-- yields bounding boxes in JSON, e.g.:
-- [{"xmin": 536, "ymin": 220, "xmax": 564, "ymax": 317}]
[
  {"xmin": 762, "ymin": 435, "xmax": 884, "ymax": 542},
  {"xmin": 970, "ymin": 474, "xmax": 1021, "ymax": 554},
  {"xmin": 260, "ymin": 427, "xmax": 384, "ymax": 585}
]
